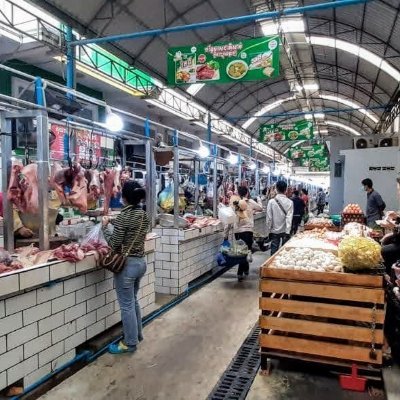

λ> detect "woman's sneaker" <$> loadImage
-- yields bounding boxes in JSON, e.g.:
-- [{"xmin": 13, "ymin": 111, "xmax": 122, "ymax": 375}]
[{"xmin": 108, "ymin": 341, "xmax": 137, "ymax": 354}]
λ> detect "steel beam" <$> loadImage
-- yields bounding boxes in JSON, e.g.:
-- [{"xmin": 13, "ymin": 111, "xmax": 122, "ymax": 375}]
[{"xmin": 69, "ymin": 0, "xmax": 371, "ymax": 47}]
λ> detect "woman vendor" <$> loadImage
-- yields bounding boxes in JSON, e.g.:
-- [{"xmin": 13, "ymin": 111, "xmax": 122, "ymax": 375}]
[{"xmin": 380, "ymin": 177, "xmax": 400, "ymax": 273}]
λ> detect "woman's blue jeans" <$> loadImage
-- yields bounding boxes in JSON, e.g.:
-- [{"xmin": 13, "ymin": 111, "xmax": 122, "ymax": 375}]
[{"xmin": 114, "ymin": 257, "xmax": 147, "ymax": 347}]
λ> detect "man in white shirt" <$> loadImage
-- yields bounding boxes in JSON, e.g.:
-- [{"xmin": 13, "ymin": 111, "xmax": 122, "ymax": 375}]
[{"xmin": 266, "ymin": 180, "xmax": 294, "ymax": 255}]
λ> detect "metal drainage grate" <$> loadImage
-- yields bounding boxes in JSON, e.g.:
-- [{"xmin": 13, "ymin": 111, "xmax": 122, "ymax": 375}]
[{"xmin": 207, "ymin": 324, "xmax": 260, "ymax": 400}]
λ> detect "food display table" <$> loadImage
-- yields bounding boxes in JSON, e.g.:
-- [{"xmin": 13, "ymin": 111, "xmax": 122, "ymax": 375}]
[
  {"xmin": 153, "ymin": 224, "xmax": 224, "ymax": 295},
  {"xmin": 259, "ymin": 247, "xmax": 386, "ymax": 377},
  {"xmin": 0, "ymin": 237, "xmax": 158, "ymax": 392}
]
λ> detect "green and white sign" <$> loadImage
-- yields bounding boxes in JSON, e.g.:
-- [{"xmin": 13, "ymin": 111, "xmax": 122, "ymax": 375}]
[
  {"xmin": 259, "ymin": 120, "xmax": 313, "ymax": 143},
  {"xmin": 288, "ymin": 144, "xmax": 326, "ymax": 160},
  {"xmin": 309, "ymin": 157, "xmax": 330, "ymax": 172},
  {"xmin": 167, "ymin": 36, "xmax": 280, "ymax": 86}
]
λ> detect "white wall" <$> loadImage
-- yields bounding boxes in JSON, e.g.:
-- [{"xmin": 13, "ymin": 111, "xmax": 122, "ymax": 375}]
[
  {"xmin": 329, "ymin": 137, "xmax": 353, "ymax": 214},
  {"xmin": 341, "ymin": 148, "xmax": 400, "ymax": 213}
]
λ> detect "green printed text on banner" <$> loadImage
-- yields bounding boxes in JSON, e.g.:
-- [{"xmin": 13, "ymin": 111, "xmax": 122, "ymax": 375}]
[{"xmin": 167, "ymin": 36, "xmax": 280, "ymax": 85}]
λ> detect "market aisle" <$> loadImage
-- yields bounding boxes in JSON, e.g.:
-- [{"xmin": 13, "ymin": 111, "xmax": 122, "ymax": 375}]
[{"xmin": 39, "ymin": 253, "xmax": 266, "ymax": 400}]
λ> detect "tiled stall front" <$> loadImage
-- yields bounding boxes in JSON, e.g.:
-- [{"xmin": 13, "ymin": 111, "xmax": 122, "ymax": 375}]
[
  {"xmin": 153, "ymin": 225, "xmax": 224, "ymax": 295},
  {"xmin": 0, "ymin": 238, "xmax": 158, "ymax": 391}
]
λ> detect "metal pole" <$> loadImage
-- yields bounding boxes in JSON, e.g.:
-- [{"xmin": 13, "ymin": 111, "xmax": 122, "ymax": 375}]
[
  {"xmin": 66, "ymin": 26, "xmax": 75, "ymax": 98},
  {"xmin": 144, "ymin": 118, "xmax": 154, "ymax": 226},
  {"xmin": 70, "ymin": 0, "xmax": 370, "ymax": 46},
  {"xmin": 1, "ymin": 113, "xmax": 14, "ymax": 252},
  {"xmin": 213, "ymin": 145, "xmax": 218, "ymax": 218},
  {"xmin": 173, "ymin": 130, "xmax": 180, "ymax": 229},
  {"xmin": 255, "ymin": 164, "xmax": 260, "ymax": 196},
  {"xmin": 194, "ymin": 159, "xmax": 199, "ymax": 214},
  {"xmin": 207, "ymin": 112, "xmax": 212, "ymax": 149},
  {"xmin": 36, "ymin": 111, "xmax": 50, "ymax": 250},
  {"xmin": 238, "ymin": 154, "xmax": 242, "ymax": 185}
]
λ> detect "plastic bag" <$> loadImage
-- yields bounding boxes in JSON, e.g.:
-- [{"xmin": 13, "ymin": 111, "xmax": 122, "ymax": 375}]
[
  {"xmin": 228, "ymin": 239, "xmax": 249, "ymax": 257},
  {"xmin": 81, "ymin": 224, "xmax": 107, "ymax": 247},
  {"xmin": 158, "ymin": 184, "xmax": 174, "ymax": 212},
  {"xmin": 217, "ymin": 253, "xmax": 227, "ymax": 266},
  {"xmin": 218, "ymin": 204, "xmax": 236, "ymax": 226}
]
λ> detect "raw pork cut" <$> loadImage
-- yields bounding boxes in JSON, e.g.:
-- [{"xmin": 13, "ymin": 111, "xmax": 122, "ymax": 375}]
[
  {"xmin": 101, "ymin": 168, "xmax": 121, "ymax": 215},
  {"xmin": 52, "ymin": 163, "xmax": 88, "ymax": 213},
  {"xmin": 7, "ymin": 161, "xmax": 39, "ymax": 214},
  {"xmin": 53, "ymin": 243, "xmax": 85, "ymax": 262},
  {"xmin": 86, "ymin": 170, "xmax": 101, "ymax": 203}
]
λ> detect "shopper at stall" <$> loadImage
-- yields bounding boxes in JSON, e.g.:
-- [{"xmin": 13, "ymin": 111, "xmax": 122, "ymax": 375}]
[
  {"xmin": 316, "ymin": 188, "xmax": 326, "ymax": 215},
  {"xmin": 266, "ymin": 180, "xmax": 294, "ymax": 255},
  {"xmin": 231, "ymin": 186, "xmax": 262, "ymax": 282},
  {"xmin": 380, "ymin": 177, "xmax": 400, "ymax": 272},
  {"xmin": 291, "ymin": 190, "xmax": 305, "ymax": 235},
  {"xmin": 102, "ymin": 181, "xmax": 150, "ymax": 354},
  {"xmin": 300, "ymin": 188, "xmax": 309, "ymax": 210},
  {"xmin": 361, "ymin": 178, "xmax": 386, "ymax": 227}
]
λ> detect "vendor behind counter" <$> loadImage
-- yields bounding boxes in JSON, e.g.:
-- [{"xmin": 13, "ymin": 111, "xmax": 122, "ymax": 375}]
[{"xmin": 0, "ymin": 192, "xmax": 63, "ymax": 238}]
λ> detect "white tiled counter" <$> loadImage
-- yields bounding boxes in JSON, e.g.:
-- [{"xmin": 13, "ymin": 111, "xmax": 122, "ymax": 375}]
[
  {"xmin": 153, "ymin": 225, "xmax": 224, "ymax": 295},
  {"xmin": 253, "ymin": 211, "xmax": 266, "ymax": 237},
  {"xmin": 0, "ymin": 237, "xmax": 158, "ymax": 392}
]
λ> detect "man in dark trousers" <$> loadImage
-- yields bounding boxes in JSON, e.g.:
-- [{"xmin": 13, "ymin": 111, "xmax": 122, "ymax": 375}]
[
  {"xmin": 361, "ymin": 178, "xmax": 386, "ymax": 227},
  {"xmin": 291, "ymin": 190, "xmax": 305, "ymax": 235},
  {"xmin": 316, "ymin": 188, "xmax": 326, "ymax": 215}
]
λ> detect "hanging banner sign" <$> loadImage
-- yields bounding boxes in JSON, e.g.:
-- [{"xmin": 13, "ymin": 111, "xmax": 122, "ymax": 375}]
[
  {"xmin": 50, "ymin": 124, "xmax": 66, "ymax": 161},
  {"xmin": 288, "ymin": 143, "xmax": 326, "ymax": 160},
  {"xmin": 309, "ymin": 157, "xmax": 330, "ymax": 172},
  {"xmin": 259, "ymin": 120, "xmax": 313, "ymax": 143},
  {"xmin": 75, "ymin": 129, "xmax": 102, "ymax": 164},
  {"xmin": 167, "ymin": 36, "xmax": 280, "ymax": 86}
]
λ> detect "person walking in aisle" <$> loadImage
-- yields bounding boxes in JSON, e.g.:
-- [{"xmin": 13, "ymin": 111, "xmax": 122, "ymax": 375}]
[
  {"xmin": 316, "ymin": 188, "xmax": 326, "ymax": 215},
  {"xmin": 362, "ymin": 178, "xmax": 386, "ymax": 228},
  {"xmin": 266, "ymin": 180, "xmax": 294, "ymax": 255},
  {"xmin": 231, "ymin": 186, "xmax": 263, "ymax": 282},
  {"xmin": 291, "ymin": 190, "xmax": 306, "ymax": 235},
  {"xmin": 102, "ymin": 181, "xmax": 150, "ymax": 354}
]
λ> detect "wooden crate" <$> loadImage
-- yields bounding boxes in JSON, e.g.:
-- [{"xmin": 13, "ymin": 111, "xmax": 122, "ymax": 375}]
[{"xmin": 259, "ymin": 256, "xmax": 386, "ymax": 371}]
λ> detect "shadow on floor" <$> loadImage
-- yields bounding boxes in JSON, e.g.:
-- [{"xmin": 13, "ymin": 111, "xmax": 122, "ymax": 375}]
[{"xmin": 247, "ymin": 360, "xmax": 386, "ymax": 400}]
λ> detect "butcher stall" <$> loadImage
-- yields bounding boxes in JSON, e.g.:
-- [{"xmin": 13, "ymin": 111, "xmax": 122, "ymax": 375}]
[{"xmin": 0, "ymin": 235, "xmax": 157, "ymax": 392}]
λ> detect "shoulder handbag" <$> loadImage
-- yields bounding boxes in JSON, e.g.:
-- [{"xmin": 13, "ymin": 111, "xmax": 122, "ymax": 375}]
[{"xmin": 100, "ymin": 211, "xmax": 145, "ymax": 274}]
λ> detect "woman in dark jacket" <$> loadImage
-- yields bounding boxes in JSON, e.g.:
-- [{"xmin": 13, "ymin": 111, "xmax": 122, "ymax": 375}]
[{"xmin": 102, "ymin": 181, "xmax": 150, "ymax": 354}]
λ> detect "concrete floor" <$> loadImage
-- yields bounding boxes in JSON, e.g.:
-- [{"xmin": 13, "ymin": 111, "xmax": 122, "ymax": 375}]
[
  {"xmin": 39, "ymin": 254, "xmax": 266, "ymax": 400},
  {"xmin": 38, "ymin": 250, "xmax": 397, "ymax": 400},
  {"xmin": 247, "ymin": 361, "xmax": 386, "ymax": 400}
]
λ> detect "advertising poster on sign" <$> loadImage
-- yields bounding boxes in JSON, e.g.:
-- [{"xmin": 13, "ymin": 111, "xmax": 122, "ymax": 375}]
[
  {"xmin": 259, "ymin": 120, "xmax": 314, "ymax": 143},
  {"xmin": 50, "ymin": 124, "xmax": 66, "ymax": 160},
  {"xmin": 167, "ymin": 36, "xmax": 280, "ymax": 85},
  {"xmin": 75, "ymin": 129, "xmax": 101, "ymax": 164}
]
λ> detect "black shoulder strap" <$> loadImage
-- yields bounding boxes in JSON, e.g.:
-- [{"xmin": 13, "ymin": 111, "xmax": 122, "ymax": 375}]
[{"xmin": 274, "ymin": 197, "xmax": 287, "ymax": 216}]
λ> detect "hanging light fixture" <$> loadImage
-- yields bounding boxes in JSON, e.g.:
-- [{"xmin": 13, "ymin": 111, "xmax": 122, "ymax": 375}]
[
  {"xmin": 262, "ymin": 165, "xmax": 270, "ymax": 174},
  {"xmin": 227, "ymin": 153, "xmax": 239, "ymax": 165},
  {"xmin": 196, "ymin": 141, "xmax": 210, "ymax": 158},
  {"xmin": 248, "ymin": 161, "xmax": 256, "ymax": 170},
  {"xmin": 105, "ymin": 106, "xmax": 124, "ymax": 132}
]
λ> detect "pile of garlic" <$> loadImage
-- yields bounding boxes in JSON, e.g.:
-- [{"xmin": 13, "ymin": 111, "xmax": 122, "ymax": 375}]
[{"xmin": 272, "ymin": 248, "xmax": 343, "ymax": 272}]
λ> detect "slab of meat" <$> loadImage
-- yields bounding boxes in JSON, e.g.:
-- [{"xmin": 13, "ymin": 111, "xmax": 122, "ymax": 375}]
[
  {"xmin": 53, "ymin": 243, "xmax": 85, "ymax": 262},
  {"xmin": 196, "ymin": 65, "xmax": 215, "ymax": 80},
  {"xmin": 0, "ymin": 261, "xmax": 23, "ymax": 275},
  {"xmin": 52, "ymin": 163, "xmax": 88, "ymax": 213},
  {"xmin": 81, "ymin": 241, "xmax": 109, "ymax": 256},
  {"xmin": 101, "ymin": 168, "xmax": 121, "ymax": 215},
  {"xmin": 7, "ymin": 162, "xmax": 39, "ymax": 214},
  {"xmin": 86, "ymin": 170, "xmax": 101, "ymax": 203}
]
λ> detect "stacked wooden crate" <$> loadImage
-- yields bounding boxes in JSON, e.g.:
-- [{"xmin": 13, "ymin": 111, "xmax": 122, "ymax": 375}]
[{"xmin": 259, "ymin": 256, "xmax": 386, "ymax": 375}]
